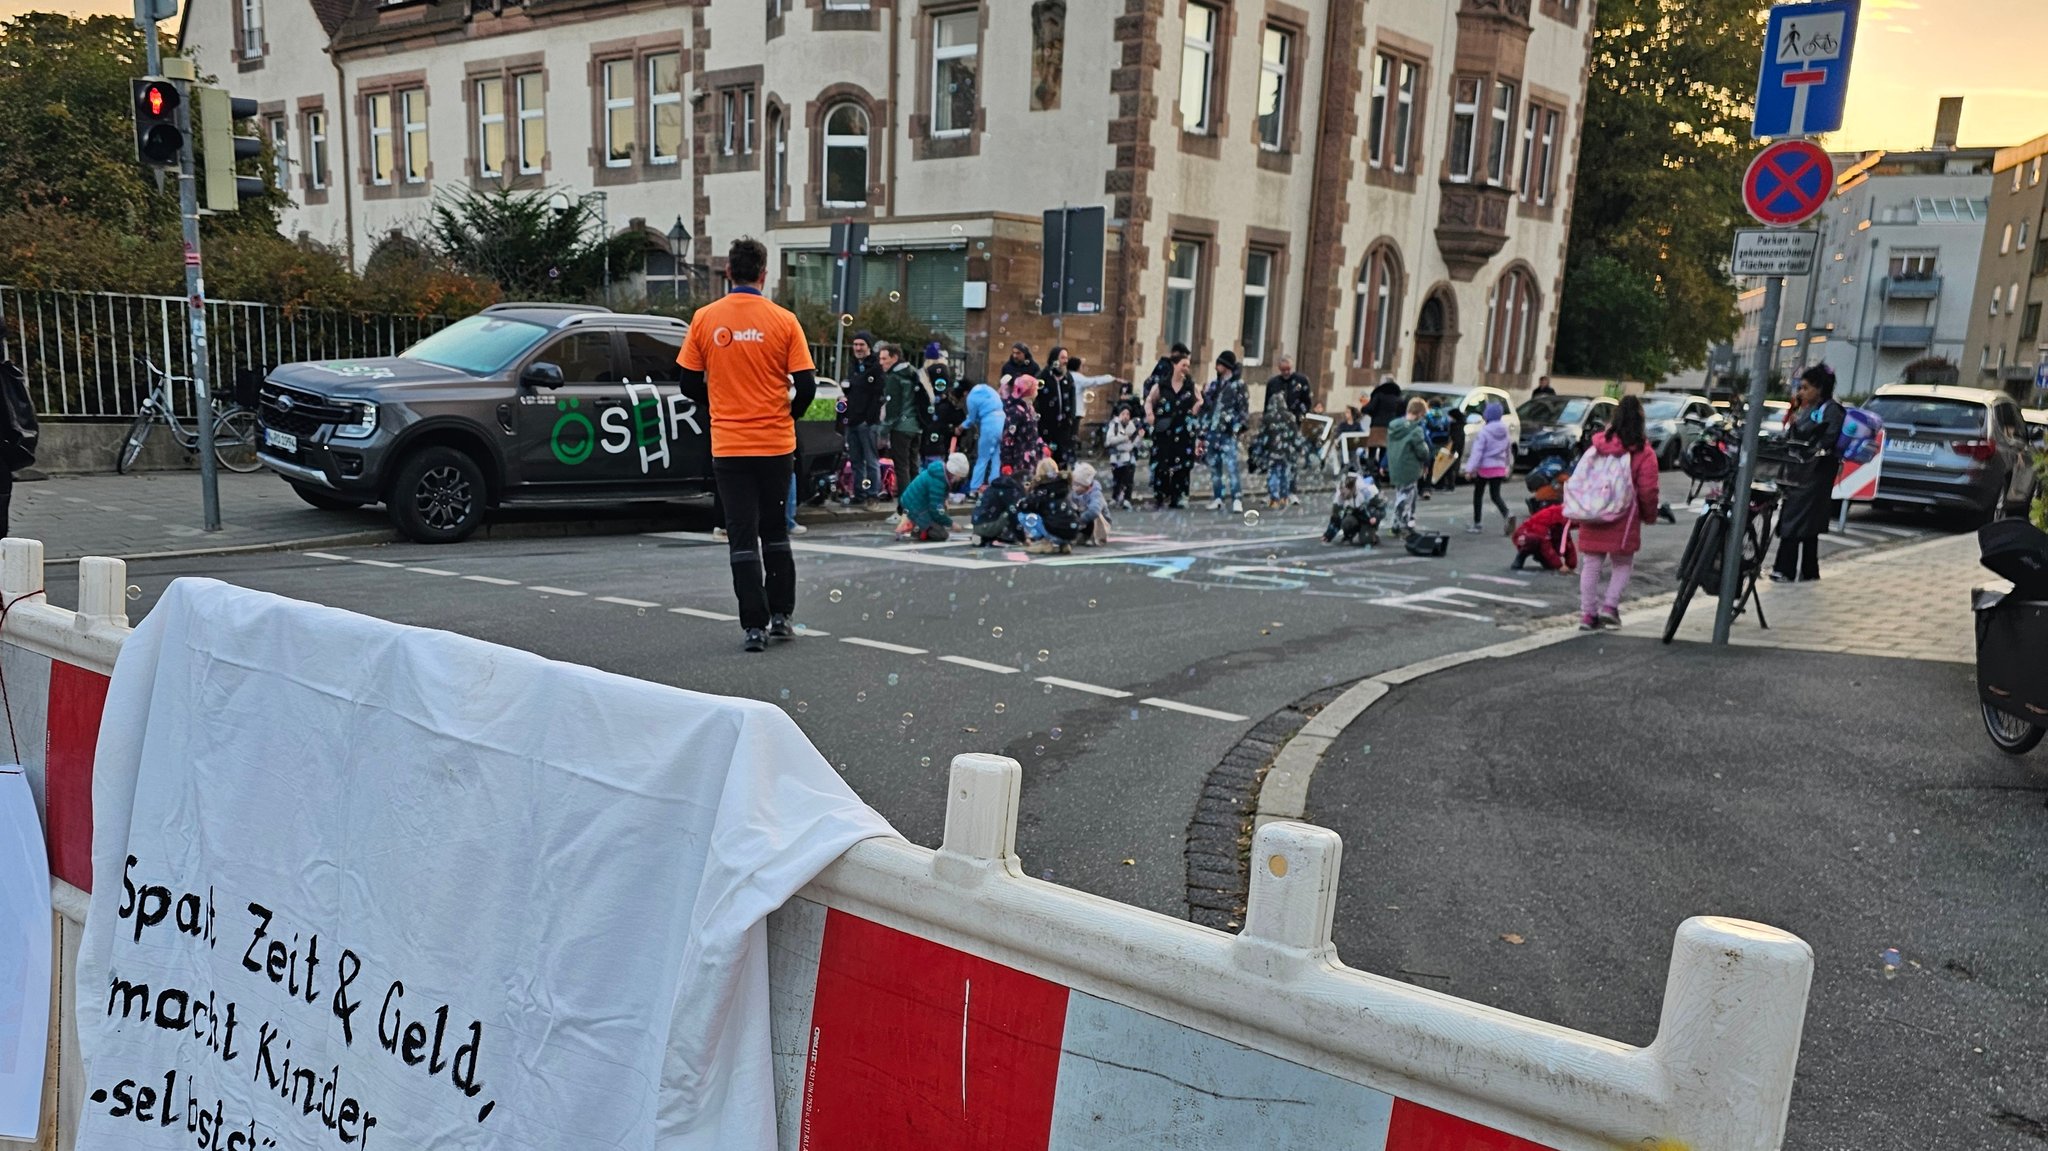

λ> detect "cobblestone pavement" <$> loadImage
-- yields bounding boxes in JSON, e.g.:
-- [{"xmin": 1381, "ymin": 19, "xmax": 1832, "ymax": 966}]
[{"xmin": 1668, "ymin": 530, "xmax": 1982, "ymax": 663}]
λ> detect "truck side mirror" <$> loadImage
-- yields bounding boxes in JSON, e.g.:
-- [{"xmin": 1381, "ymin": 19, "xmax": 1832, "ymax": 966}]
[{"xmin": 522, "ymin": 362, "xmax": 565, "ymax": 389}]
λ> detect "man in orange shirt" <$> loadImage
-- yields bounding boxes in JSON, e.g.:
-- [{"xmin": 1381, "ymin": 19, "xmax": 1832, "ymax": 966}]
[{"xmin": 678, "ymin": 237, "xmax": 819, "ymax": 652}]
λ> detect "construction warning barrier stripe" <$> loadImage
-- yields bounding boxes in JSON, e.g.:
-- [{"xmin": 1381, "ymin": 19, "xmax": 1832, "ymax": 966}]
[{"xmin": 3, "ymin": 539, "xmax": 1816, "ymax": 1151}]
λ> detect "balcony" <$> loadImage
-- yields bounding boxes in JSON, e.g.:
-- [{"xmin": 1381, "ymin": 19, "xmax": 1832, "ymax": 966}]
[
  {"xmin": 1435, "ymin": 182, "xmax": 1514, "ymax": 280},
  {"xmin": 1874, "ymin": 324, "xmax": 1936, "ymax": 349},
  {"xmin": 1882, "ymin": 275, "xmax": 1942, "ymax": 300}
]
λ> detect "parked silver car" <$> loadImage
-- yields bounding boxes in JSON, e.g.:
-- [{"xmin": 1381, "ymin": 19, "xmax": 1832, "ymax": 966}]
[
  {"xmin": 1639, "ymin": 392, "xmax": 1718, "ymax": 470},
  {"xmin": 1866, "ymin": 384, "xmax": 2041, "ymax": 524}
]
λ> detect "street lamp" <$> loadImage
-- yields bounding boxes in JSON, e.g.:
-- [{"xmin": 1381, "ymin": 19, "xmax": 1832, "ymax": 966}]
[{"xmin": 666, "ymin": 216, "xmax": 691, "ymax": 301}]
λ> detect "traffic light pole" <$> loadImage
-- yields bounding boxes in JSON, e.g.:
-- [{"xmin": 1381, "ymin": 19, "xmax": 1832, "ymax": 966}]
[
  {"xmin": 1712, "ymin": 274, "xmax": 1783, "ymax": 644},
  {"xmin": 169, "ymin": 62, "xmax": 221, "ymax": 531}
]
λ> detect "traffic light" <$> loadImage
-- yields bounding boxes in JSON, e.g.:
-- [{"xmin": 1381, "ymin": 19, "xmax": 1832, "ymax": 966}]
[
  {"xmin": 132, "ymin": 77, "xmax": 183, "ymax": 167},
  {"xmin": 195, "ymin": 85, "xmax": 265, "ymax": 211}
]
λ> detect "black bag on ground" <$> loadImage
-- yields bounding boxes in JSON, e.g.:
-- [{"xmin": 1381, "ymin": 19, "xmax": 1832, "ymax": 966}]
[
  {"xmin": 1979, "ymin": 520, "xmax": 2048, "ymax": 599},
  {"xmin": 1404, "ymin": 530, "xmax": 1448, "ymax": 557},
  {"xmin": 0, "ymin": 361, "xmax": 38, "ymax": 473}
]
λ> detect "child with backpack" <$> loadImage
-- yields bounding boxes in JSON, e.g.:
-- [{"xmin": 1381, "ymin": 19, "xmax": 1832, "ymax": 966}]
[
  {"xmin": 1104, "ymin": 403, "xmax": 1141, "ymax": 509},
  {"xmin": 1564, "ymin": 394, "xmax": 1661, "ymax": 629},
  {"xmin": 971, "ymin": 472, "xmax": 1028, "ymax": 546}
]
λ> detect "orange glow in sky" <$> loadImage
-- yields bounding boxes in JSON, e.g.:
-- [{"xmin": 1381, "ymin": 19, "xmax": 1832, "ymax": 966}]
[{"xmin": 6, "ymin": 0, "xmax": 2045, "ymax": 152}]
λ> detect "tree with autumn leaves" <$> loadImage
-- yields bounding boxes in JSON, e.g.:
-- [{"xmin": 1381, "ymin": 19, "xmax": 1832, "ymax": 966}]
[{"xmin": 1557, "ymin": 0, "xmax": 1766, "ymax": 382}]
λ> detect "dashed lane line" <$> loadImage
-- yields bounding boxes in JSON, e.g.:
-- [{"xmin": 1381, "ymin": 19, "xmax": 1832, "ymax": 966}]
[
  {"xmin": 462, "ymin": 575, "xmax": 521, "ymax": 586},
  {"xmin": 304, "ymin": 552, "xmax": 350, "ymax": 561},
  {"xmin": 408, "ymin": 567, "xmax": 459, "ymax": 576},
  {"xmin": 1141, "ymin": 698, "xmax": 1250, "ymax": 722},
  {"xmin": 840, "ymin": 637, "xmax": 928, "ymax": 655},
  {"xmin": 354, "ymin": 558, "xmax": 405, "ymax": 569},
  {"xmin": 938, "ymin": 655, "xmax": 1022, "ymax": 675},
  {"xmin": 596, "ymin": 595, "xmax": 662, "ymax": 608},
  {"xmin": 529, "ymin": 586, "xmax": 587, "ymax": 597},
  {"xmin": 1036, "ymin": 676, "xmax": 1133, "ymax": 699},
  {"xmin": 670, "ymin": 606, "xmax": 740, "ymax": 622}
]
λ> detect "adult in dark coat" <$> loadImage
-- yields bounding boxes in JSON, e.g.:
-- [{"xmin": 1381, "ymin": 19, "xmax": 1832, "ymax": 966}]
[
  {"xmin": 1145, "ymin": 354, "xmax": 1203, "ymax": 508},
  {"xmin": 998, "ymin": 342, "xmax": 1041, "ymax": 389},
  {"xmin": 1770, "ymin": 363, "xmax": 1847, "ymax": 583},
  {"xmin": 1035, "ymin": 345, "xmax": 1078, "ymax": 467}
]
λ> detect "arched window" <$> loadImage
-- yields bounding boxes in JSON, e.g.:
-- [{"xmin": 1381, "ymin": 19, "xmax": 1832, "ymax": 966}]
[
  {"xmin": 767, "ymin": 104, "xmax": 787, "ymax": 211},
  {"xmin": 1350, "ymin": 245, "xmax": 1401, "ymax": 370},
  {"xmin": 822, "ymin": 102, "xmax": 869, "ymax": 209},
  {"xmin": 1483, "ymin": 268, "xmax": 1538, "ymax": 375}
]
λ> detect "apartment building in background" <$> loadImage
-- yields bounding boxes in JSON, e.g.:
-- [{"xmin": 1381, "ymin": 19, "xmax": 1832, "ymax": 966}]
[
  {"xmin": 180, "ymin": 0, "xmax": 1593, "ymax": 398},
  {"xmin": 1963, "ymin": 132, "xmax": 2048, "ymax": 402}
]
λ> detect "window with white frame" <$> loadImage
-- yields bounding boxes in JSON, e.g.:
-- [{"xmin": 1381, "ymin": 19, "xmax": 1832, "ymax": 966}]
[
  {"xmin": 1164, "ymin": 239, "xmax": 1203, "ymax": 351},
  {"xmin": 2020, "ymin": 220, "xmax": 2031, "ymax": 250},
  {"xmin": 1517, "ymin": 104, "xmax": 1538, "ymax": 200},
  {"xmin": 649, "ymin": 53, "xmax": 682, "ymax": 164},
  {"xmin": 933, "ymin": 10, "xmax": 978, "ymax": 137},
  {"xmin": 516, "ymin": 73, "xmax": 544, "ymax": 174},
  {"xmin": 304, "ymin": 108, "xmax": 327, "ymax": 190},
  {"xmin": 1888, "ymin": 251, "xmax": 1935, "ymax": 278},
  {"xmin": 823, "ymin": 0, "xmax": 869, "ymax": 8},
  {"xmin": 602, "ymin": 59, "xmax": 635, "ymax": 166},
  {"xmin": 401, "ymin": 89, "xmax": 428, "ymax": 183},
  {"xmin": 721, "ymin": 91, "xmax": 738, "ymax": 156},
  {"xmin": 266, "ymin": 115, "xmax": 288, "ymax": 190},
  {"xmin": 1991, "ymin": 284, "xmax": 2002, "ymax": 316},
  {"xmin": 476, "ymin": 78, "xmax": 506, "ymax": 178},
  {"xmin": 1486, "ymin": 80, "xmax": 1516, "ymax": 186},
  {"xmin": 1256, "ymin": 27, "xmax": 1291, "ymax": 151},
  {"xmin": 367, "ymin": 93, "xmax": 393, "ymax": 185},
  {"xmin": 2003, "ymin": 223, "xmax": 2014, "ymax": 254},
  {"xmin": 768, "ymin": 105, "xmax": 787, "ymax": 210},
  {"xmin": 742, "ymin": 89, "xmax": 756, "ymax": 155},
  {"xmin": 1368, "ymin": 54, "xmax": 1389, "ymax": 167},
  {"xmin": 822, "ymin": 102, "xmax": 869, "ymax": 208},
  {"xmin": 1393, "ymin": 59, "xmax": 1417, "ymax": 172},
  {"xmin": 241, "ymin": 0, "xmax": 263, "ymax": 58},
  {"xmin": 1351, "ymin": 247, "xmax": 1398, "ymax": 370},
  {"xmin": 1240, "ymin": 250, "xmax": 1273, "ymax": 363},
  {"xmin": 2016, "ymin": 166, "xmax": 2025, "ymax": 193},
  {"xmin": 1484, "ymin": 269, "xmax": 1537, "ymax": 375},
  {"xmin": 1449, "ymin": 76, "xmax": 1480, "ymax": 182},
  {"xmin": 1536, "ymin": 107, "xmax": 1558, "ymax": 203},
  {"xmin": 1179, "ymin": 4, "xmax": 1218, "ymax": 135}
]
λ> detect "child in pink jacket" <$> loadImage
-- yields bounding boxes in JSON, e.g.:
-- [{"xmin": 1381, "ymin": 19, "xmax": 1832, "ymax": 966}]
[{"xmin": 1570, "ymin": 394, "xmax": 1661, "ymax": 629}]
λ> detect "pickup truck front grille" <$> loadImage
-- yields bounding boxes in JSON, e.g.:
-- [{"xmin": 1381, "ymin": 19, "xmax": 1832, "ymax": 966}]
[{"xmin": 259, "ymin": 384, "xmax": 355, "ymax": 438}]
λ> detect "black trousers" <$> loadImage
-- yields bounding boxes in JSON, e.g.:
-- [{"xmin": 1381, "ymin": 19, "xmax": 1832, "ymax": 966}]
[
  {"xmin": 1471, "ymin": 476, "xmax": 1509, "ymax": 522},
  {"xmin": 712, "ymin": 455, "xmax": 796, "ymax": 629},
  {"xmin": 1773, "ymin": 534, "xmax": 1820, "ymax": 581}
]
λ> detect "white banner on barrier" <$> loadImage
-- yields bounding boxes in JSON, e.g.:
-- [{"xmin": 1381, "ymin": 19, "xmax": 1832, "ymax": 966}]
[
  {"xmin": 76, "ymin": 579, "xmax": 895, "ymax": 1151},
  {"xmin": 0, "ymin": 767, "xmax": 53, "ymax": 1140}
]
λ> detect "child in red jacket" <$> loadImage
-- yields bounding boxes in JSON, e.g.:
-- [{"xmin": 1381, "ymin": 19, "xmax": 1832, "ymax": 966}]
[{"xmin": 1511, "ymin": 502, "xmax": 1576, "ymax": 572}]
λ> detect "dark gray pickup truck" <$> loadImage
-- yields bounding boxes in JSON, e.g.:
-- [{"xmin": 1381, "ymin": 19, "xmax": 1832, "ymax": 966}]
[{"xmin": 255, "ymin": 302, "xmax": 726, "ymax": 543}]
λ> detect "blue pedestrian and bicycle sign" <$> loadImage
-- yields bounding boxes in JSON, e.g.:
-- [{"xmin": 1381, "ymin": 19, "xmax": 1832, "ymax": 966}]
[
  {"xmin": 1744, "ymin": 139, "xmax": 1835, "ymax": 227},
  {"xmin": 1753, "ymin": 0, "xmax": 1860, "ymax": 139}
]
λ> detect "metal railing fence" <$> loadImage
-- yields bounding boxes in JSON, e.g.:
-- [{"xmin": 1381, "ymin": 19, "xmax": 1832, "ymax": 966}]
[{"xmin": 0, "ymin": 285, "xmax": 453, "ymax": 419}]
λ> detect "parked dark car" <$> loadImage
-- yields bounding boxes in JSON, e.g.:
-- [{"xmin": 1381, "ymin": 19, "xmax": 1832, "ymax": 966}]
[
  {"xmin": 1866, "ymin": 384, "xmax": 2041, "ymax": 524},
  {"xmin": 256, "ymin": 304, "xmax": 720, "ymax": 543},
  {"xmin": 1639, "ymin": 392, "xmax": 1718, "ymax": 470},
  {"xmin": 1514, "ymin": 392, "xmax": 1618, "ymax": 469}
]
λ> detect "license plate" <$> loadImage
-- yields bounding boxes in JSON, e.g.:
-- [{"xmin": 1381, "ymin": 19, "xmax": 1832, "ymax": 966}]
[
  {"xmin": 264, "ymin": 428, "xmax": 298, "ymax": 454},
  {"xmin": 1889, "ymin": 440, "xmax": 1937, "ymax": 455}
]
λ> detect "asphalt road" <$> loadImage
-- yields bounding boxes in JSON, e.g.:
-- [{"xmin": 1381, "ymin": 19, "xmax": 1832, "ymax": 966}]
[
  {"xmin": 70, "ymin": 473, "xmax": 1942, "ymax": 920},
  {"xmin": 1307, "ymin": 636, "xmax": 2048, "ymax": 1150}
]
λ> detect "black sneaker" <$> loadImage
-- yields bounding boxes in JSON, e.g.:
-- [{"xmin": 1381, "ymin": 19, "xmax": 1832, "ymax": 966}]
[
  {"xmin": 768, "ymin": 615, "xmax": 795, "ymax": 639},
  {"xmin": 743, "ymin": 628, "xmax": 768, "ymax": 652}
]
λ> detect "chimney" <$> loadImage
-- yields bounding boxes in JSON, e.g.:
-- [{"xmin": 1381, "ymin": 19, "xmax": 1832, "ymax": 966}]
[{"xmin": 1933, "ymin": 97, "xmax": 1963, "ymax": 151}]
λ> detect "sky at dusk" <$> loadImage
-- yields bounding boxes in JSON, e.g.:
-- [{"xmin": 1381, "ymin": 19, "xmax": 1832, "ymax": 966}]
[{"xmin": 5, "ymin": 0, "xmax": 2043, "ymax": 153}]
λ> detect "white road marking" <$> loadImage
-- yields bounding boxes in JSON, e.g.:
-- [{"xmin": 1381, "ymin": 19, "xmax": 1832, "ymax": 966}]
[
  {"xmin": 794, "ymin": 624, "xmax": 831, "ymax": 637},
  {"xmin": 1141, "ymin": 697, "xmax": 1249, "ymax": 722},
  {"xmin": 129, "ymin": 514, "xmax": 156, "ymax": 522},
  {"xmin": 596, "ymin": 595, "xmax": 662, "ymax": 608},
  {"xmin": 303, "ymin": 551, "xmax": 350, "ymax": 561},
  {"xmin": 670, "ymin": 606, "xmax": 740, "ymax": 621},
  {"xmin": 1036, "ymin": 676, "xmax": 1133, "ymax": 699},
  {"xmin": 529, "ymin": 586, "xmax": 587, "ymax": 596},
  {"xmin": 407, "ymin": 567, "xmax": 459, "ymax": 576},
  {"xmin": 1464, "ymin": 573, "xmax": 1533, "ymax": 587},
  {"xmin": 793, "ymin": 541, "xmax": 1016, "ymax": 569},
  {"xmin": 354, "ymin": 559, "xmax": 405, "ymax": 568},
  {"xmin": 939, "ymin": 655, "xmax": 1021, "ymax": 675},
  {"xmin": 840, "ymin": 637, "xmax": 928, "ymax": 655},
  {"xmin": 462, "ymin": 575, "xmax": 521, "ymax": 586}
]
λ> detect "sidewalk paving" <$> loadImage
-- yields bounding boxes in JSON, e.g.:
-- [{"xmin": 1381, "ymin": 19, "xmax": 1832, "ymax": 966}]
[
  {"xmin": 12, "ymin": 471, "xmax": 882, "ymax": 562},
  {"xmin": 1665, "ymin": 531, "xmax": 1982, "ymax": 663}
]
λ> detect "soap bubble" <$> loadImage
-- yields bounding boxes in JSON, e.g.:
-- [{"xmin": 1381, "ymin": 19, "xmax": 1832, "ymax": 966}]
[
  {"xmin": 779, "ymin": 688, "xmax": 790, "ymax": 699},
  {"xmin": 126, "ymin": 584, "xmax": 143, "ymax": 601},
  {"xmin": 1036, "ymin": 649, "xmax": 1050, "ymax": 662},
  {"xmin": 1034, "ymin": 745, "xmax": 1045, "ymax": 757},
  {"xmin": 1087, "ymin": 598, "xmax": 1098, "ymax": 608},
  {"xmin": 991, "ymin": 625, "xmax": 1004, "ymax": 638},
  {"xmin": 887, "ymin": 672, "xmax": 900, "ymax": 686},
  {"xmin": 951, "ymin": 224, "xmax": 966, "ymax": 236},
  {"xmin": 919, "ymin": 755, "xmax": 933, "ymax": 767},
  {"xmin": 888, "ymin": 291, "xmax": 902, "ymax": 303},
  {"xmin": 828, "ymin": 588, "xmax": 844, "ymax": 602},
  {"xmin": 1243, "ymin": 510, "xmax": 1261, "ymax": 527},
  {"xmin": 795, "ymin": 700, "xmax": 809, "ymax": 713},
  {"xmin": 856, "ymin": 691, "xmax": 868, "ymax": 702},
  {"xmin": 994, "ymin": 702, "xmax": 1007, "ymax": 714},
  {"xmin": 1049, "ymin": 727, "xmax": 1063, "ymax": 740},
  {"xmin": 839, "ymin": 313, "xmax": 854, "ymax": 327},
  {"xmin": 885, "ymin": 609, "xmax": 896, "ymax": 619}
]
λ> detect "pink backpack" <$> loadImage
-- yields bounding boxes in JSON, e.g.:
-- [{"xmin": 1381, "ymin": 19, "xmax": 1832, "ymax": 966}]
[{"xmin": 1563, "ymin": 447, "xmax": 1636, "ymax": 525}]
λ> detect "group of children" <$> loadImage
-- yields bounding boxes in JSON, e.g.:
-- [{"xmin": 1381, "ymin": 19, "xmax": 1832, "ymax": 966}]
[{"xmin": 894, "ymin": 453, "xmax": 1112, "ymax": 555}]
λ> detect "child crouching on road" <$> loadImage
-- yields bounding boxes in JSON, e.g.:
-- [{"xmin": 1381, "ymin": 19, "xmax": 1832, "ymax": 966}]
[
  {"xmin": 1511, "ymin": 501, "xmax": 1577, "ymax": 572},
  {"xmin": 896, "ymin": 451, "xmax": 971, "ymax": 541},
  {"xmin": 1018, "ymin": 456, "xmax": 1080, "ymax": 554},
  {"xmin": 1323, "ymin": 472, "xmax": 1382, "ymax": 545},
  {"xmin": 1069, "ymin": 462, "xmax": 1111, "ymax": 546}
]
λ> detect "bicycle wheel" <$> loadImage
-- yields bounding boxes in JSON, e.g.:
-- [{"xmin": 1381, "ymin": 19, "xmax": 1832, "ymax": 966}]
[
  {"xmin": 1982, "ymin": 702, "xmax": 2046, "ymax": 755},
  {"xmin": 1663, "ymin": 512, "xmax": 1724, "ymax": 644},
  {"xmin": 213, "ymin": 409, "xmax": 262, "ymax": 473},
  {"xmin": 116, "ymin": 409, "xmax": 154, "ymax": 474}
]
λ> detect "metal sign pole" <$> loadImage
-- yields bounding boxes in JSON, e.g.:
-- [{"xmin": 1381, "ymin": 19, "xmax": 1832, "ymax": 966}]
[
  {"xmin": 166, "ymin": 59, "xmax": 220, "ymax": 532},
  {"xmin": 832, "ymin": 222, "xmax": 850, "ymax": 382},
  {"xmin": 1053, "ymin": 203, "xmax": 1069, "ymax": 349},
  {"xmin": 1713, "ymin": 275, "xmax": 1784, "ymax": 643}
]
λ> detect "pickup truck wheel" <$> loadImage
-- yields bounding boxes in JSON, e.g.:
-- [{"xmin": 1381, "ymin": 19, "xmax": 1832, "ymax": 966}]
[
  {"xmin": 389, "ymin": 446, "xmax": 486, "ymax": 543},
  {"xmin": 292, "ymin": 484, "xmax": 366, "ymax": 512}
]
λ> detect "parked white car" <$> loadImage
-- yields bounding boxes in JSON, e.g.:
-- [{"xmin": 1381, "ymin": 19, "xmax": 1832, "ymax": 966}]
[{"xmin": 1401, "ymin": 383, "xmax": 1522, "ymax": 447}]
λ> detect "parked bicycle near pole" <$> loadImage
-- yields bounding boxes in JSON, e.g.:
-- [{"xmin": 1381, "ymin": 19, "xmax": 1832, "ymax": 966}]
[
  {"xmin": 1661, "ymin": 420, "xmax": 1801, "ymax": 644},
  {"xmin": 116, "ymin": 358, "xmax": 261, "ymax": 474}
]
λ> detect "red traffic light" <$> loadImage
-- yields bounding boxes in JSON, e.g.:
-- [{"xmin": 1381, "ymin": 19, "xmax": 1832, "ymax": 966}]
[
  {"xmin": 132, "ymin": 76, "xmax": 184, "ymax": 167},
  {"xmin": 146, "ymin": 84, "xmax": 167, "ymax": 116}
]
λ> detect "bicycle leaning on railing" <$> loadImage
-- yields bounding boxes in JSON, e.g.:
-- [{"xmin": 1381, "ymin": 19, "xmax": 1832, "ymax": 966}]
[
  {"xmin": 1661, "ymin": 422, "xmax": 1807, "ymax": 644},
  {"xmin": 115, "ymin": 358, "xmax": 261, "ymax": 475}
]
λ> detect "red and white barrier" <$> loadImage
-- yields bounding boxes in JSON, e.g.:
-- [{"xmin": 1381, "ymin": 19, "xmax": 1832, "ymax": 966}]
[
  {"xmin": 3, "ymin": 539, "xmax": 1815, "ymax": 1151},
  {"xmin": 1832, "ymin": 430, "xmax": 1885, "ymax": 501}
]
